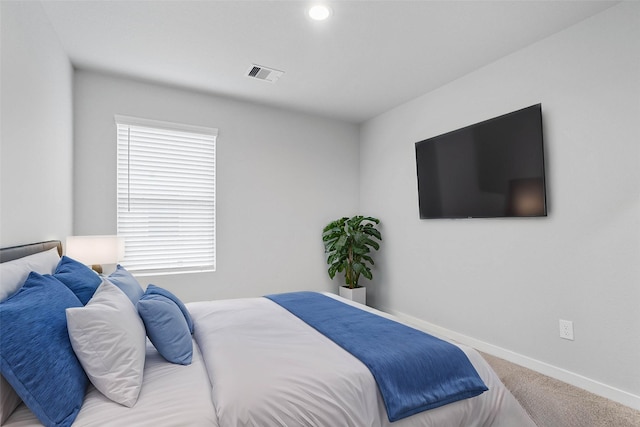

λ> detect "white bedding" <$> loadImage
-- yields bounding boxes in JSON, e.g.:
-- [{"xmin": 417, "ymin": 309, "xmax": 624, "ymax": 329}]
[
  {"xmin": 188, "ymin": 293, "xmax": 536, "ymax": 427},
  {"xmin": 3, "ymin": 339, "xmax": 217, "ymax": 427}
]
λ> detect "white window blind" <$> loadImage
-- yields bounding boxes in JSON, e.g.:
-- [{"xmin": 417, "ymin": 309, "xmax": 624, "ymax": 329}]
[{"xmin": 115, "ymin": 115, "xmax": 217, "ymax": 275}]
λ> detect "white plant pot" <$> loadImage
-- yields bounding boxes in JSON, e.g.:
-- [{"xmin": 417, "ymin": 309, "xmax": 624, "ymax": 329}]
[{"xmin": 339, "ymin": 286, "xmax": 366, "ymax": 305}]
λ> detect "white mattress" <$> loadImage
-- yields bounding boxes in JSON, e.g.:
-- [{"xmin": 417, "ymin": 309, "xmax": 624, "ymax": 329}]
[
  {"xmin": 188, "ymin": 293, "xmax": 536, "ymax": 427},
  {"xmin": 3, "ymin": 338, "xmax": 217, "ymax": 427}
]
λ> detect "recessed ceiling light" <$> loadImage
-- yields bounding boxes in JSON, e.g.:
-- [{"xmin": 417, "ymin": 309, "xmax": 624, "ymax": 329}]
[{"xmin": 308, "ymin": 5, "xmax": 331, "ymax": 21}]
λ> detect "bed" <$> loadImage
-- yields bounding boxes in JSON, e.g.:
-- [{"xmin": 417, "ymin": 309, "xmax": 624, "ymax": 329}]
[{"xmin": 0, "ymin": 240, "xmax": 536, "ymax": 427}]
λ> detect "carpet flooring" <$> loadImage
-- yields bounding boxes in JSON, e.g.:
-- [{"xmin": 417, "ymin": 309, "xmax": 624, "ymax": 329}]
[{"xmin": 481, "ymin": 352, "xmax": 640, "ymax": 427}]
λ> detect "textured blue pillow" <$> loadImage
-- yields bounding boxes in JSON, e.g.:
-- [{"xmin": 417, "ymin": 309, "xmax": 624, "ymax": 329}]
[
  {"xmin": 0, "ymin": 272, "xmax": 88, "ymax": 427},
  {"xmin": 137, "ymin": 293, "xmax": 193, "ymax": 365},
  {"xmin": 104, "ymin": 265, "xmax": 144, "ymax": 305},
  {"xmin": 54, "ymin": 256, "xmax": 102, "ymax": 305},
  {"xmin": 144, "ymin": 285, "xmax": 193, "ymax": 334}
]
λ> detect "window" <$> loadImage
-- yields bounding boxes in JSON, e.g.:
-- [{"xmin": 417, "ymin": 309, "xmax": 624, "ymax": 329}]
[{"xmin": 115, "ymin": 115, "xmax": 217, "ymax": 275}]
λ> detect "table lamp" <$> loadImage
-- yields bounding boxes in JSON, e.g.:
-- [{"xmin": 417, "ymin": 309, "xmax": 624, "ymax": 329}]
[{"xmin": 65, "ymin": 235, "xmax": 125, "ymax": 274}]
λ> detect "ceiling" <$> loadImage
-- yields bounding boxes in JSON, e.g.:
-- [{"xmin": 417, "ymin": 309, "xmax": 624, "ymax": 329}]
[{"xmin": 40, "ymin": 0, "xmax": 617, "ymax": 123}]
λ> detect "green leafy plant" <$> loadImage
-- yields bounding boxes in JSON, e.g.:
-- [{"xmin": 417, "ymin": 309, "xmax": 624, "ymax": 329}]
[{"xmin": 322, "ymin": 216, "xmax": 382, "ymax": 289}]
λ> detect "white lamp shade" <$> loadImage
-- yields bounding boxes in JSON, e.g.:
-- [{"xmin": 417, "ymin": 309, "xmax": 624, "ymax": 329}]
[{"xmin": 66, "ymin": 236, "xmax": 125, "ymax": 265}]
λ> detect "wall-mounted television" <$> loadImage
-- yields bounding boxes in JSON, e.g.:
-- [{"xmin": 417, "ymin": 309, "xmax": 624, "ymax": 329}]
[{"xmin": 415, "ymin": 104, "xmax": 547, "ymax": 219}]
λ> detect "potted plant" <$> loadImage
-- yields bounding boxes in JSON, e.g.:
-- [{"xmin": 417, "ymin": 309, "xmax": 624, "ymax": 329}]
[{"xmin": 322, "ymin": 216, "xmax": 382, "ymax": 304}]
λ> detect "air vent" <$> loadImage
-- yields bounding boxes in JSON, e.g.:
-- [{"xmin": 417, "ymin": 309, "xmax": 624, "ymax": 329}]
[{"xmin": 246, "ymin": 64, "xmax": 284, "ymax": 83}]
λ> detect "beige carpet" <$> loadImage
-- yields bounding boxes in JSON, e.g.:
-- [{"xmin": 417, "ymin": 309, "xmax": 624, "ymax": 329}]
[{"xmin": 481, "ymin": 352, "xmax": 640, "ymax": 427}]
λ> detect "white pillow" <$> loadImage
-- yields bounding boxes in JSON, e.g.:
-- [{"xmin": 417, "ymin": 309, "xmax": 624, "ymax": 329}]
[
  {"xmin": 0, "ymin": 247, "xmax": 60, "ymax": 302},
  {"xmin": 66, "ymin": 280, "xmax": 146, "ymax": 407}
]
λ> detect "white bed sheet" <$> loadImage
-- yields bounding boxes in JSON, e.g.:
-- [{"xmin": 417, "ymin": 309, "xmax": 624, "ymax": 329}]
[
  {"xmin": 188, "ymin": 293, "xmax": 536, "ymax": 427},
  {"xmin": 2, "ymin": 338, "xmax": 217, "ymax": 427}
]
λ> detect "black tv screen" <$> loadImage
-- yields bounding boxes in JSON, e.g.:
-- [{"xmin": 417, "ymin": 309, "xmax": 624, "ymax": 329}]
[{"xmin": 415, "ymin": 104, "xmax": 547, "ymax": 219}]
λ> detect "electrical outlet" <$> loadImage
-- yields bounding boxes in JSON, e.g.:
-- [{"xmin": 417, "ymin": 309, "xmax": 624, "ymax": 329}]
[{"xmin": 559, "ymin": 319, "xmax": 574, "ymax": 340}]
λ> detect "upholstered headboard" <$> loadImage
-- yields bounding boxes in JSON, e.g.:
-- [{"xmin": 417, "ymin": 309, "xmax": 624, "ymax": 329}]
[{"xmin": 0, "ymin": 240, "xmax": 62, "ymax": 263}]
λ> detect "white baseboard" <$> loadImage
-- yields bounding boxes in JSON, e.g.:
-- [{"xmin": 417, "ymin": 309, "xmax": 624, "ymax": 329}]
[{"xmin": 383, "ymin": 306, "xmax": 640, "ymax": 411}]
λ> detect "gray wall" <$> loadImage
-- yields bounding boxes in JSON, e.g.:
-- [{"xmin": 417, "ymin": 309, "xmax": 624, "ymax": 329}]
[
  {"xmin": 359, "ymin": 2, "xmax": 639, "ymax": 406},
  {"xmin": 73, "ymin": 71, "xmax": 360, "ymax": 302},
  {"xmin": 0, "ymin": 1, "xmax": 73, "ymax": 246}
]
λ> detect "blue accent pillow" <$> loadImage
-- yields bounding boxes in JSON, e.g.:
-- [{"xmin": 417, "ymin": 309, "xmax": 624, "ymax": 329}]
[
  {"xmin": 0, "ymin": 272, "xmax": 88, "ymax": 427},
  {"xmin": 54, "ymin": 256, "xmax": 102, "ymax": 305},
  {"xmin": 104, "ymin": 265, "xmax": 144, "ymax": 305},
  {"xmin": 137, "ymin": 293, "xmax": 193, "ymax": 365},
  {"xmin": 144, "ymin": 285, "xmax": 193, "ymax": 334}
]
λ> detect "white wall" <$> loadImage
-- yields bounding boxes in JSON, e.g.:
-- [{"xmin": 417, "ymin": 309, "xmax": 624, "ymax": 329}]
[
  {"xmin": 73, "ymin": 70, "xmax": 359, "ymax": 302},
  {"xmin": 0, "ymin": 1, "xmax": 73, "ymax": 246},
  {"xmin": 360, "ymin": 2, "xmax": 640, "ymax": 407}
]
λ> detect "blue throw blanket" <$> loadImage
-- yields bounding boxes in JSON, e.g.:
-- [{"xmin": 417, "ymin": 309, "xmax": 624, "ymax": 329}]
[{"xmin": 265, "ymin": 292, "xmax": 488, "ymax": 422}]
